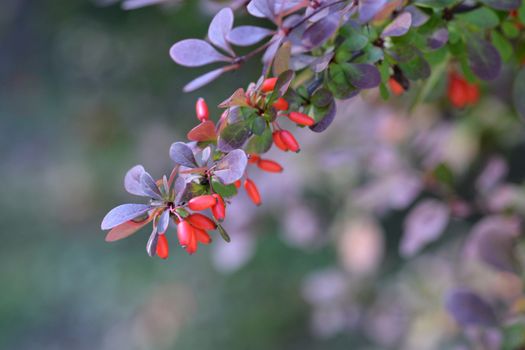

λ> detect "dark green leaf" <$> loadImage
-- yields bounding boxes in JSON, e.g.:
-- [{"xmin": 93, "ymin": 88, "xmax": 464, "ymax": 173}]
[
  {"xmin": 217, "ymin": 120, "xmax": 251, "ymax": 152},
  {"xmin": 245, "ymin": 127, "xmax": 273, "ymax": 154},
  {"xmin": 217, "ymin": 224, "xmax": 231, "ymax": 242},
  {"xmin": 211, "ymin": 180, "xmax": 238, "ymax": 198}
]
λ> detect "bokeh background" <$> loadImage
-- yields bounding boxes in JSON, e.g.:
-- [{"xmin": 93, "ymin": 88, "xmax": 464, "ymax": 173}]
[{"xmin": 2, "ymin": 1, "xmax": 525, "ymax": 349}]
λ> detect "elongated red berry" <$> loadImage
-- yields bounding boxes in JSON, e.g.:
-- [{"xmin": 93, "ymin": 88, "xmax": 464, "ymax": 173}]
[
  {"xmin": 257, "ymin": 159, "xmax": 283, "ymax": 173},
  {"xmin": 188, "ymin": 213, "xmax": 216, "ymax": 230},
  {"xmin": 279, "ymin": 130, "xmax": 300, "ymax": 152},
  {"xmin": 234, "ymin": 180, "xmax": 241, "ymax": 188},
  {"xmin": 248, "ymin": 154, "xmax": 260, "ymax": 164},
  {"xmin": 273, "ymin": 97, "xmax": 289, "ymax": 111},
  {"xmin": 177, "ymin": 220, "xmax": 194, "ymax": 247},
  {"xmin": 288, "ymin": 112, "xmax": 315, "ymax": 126},
  {"xmin": 388, "ymin": 78, "xmax": 405, "ymax": 96},
  {"xmin": 244, "ymin": 178, "xmax": 261, "ymax": 206},
  {"xmin": 211, "ymin": 193, "xmax": 226, "ymax": 222},
  {"xmin": 466, "ymin": 83, "xmax": 479, "ymax": 104},
  {"xmin": 188, "ymin": 194, "xmax": 217, "ymax": 211},
  {"xmin": 272, "ymin": 131, "xmax": 288, "ymax": 152},
  {"xmin": 261, "ymin": 77, "xmax": 277, "ymax": 92},
  {"xmin": 186, "ymin": 229, "xmax": 198, "ymax": 254},
  {"xmin": 194, "ymin": 227, "xmax": 212, "ymax": 244},
  {"xmin": 196, "ymin": 98, "xmax": 209, "ymax": 122},
  {"xmin": 156, "ymin": 234, "xmax": 169, "ymax": 259}
]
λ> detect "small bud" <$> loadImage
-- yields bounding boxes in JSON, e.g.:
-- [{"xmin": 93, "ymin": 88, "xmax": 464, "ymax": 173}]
[
  {"xmin": 388, "ymin": 77, "xmax": 405, "ymax": 96},
  {"xmin": 196, "ymin": 97, "xmax": 209, "ymax": 122},
  {"xmin": 288, "ymin": 112, "xmax": 315, "ymax": 126},
  {"xmin": 211, "ymin": 193, "xmax": 226, "ymax": 221},
  {"xmin": 279, "ymin": 130, "xmax": 300, "ymax": 153},
  {"xmin": 188, "ymin": 213, "xmax": 217, "ymax": 230},
  {"xmin": 156, "ymin": 234, "xmax": 169, "ymax": 259},
  {"xmin": 234, "ymin": 180, "xmax": 241, "ymax": 188},
  {"xmin": 257, "ymin": 159, "xmax": 283, "ymax": 173},
  {"xmin": 261, "ymin": 77, "xmax": 277, "ymax": 92},
  {"xmin": 273, "ymin": 97, "xmax": 289, "ymax": 111},
  {"xmin": 177, "ymin": 220, "xmax": 193, "ymax": 247},
  {"xmin": 244, "ymin": 178, "xmax": 261, "ymax": 206},
  {"xmin": 193, "ymin": 227, "xmax": 212, "ymax": 244},
  {"xmin": 272, "ymin": 131, "xmax": 289, "ymax": 152},
  {"xmin": 188, "ymin": 195, "xmax": 217, "ymax": 211}
]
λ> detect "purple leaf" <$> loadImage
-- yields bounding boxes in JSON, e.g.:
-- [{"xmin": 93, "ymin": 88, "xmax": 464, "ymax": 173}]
[
  {"xmin": 170, "ymin": 39, "xmax": 231, "ymax": 67},
  {"xmin": 359, "ymin": 0, "xmax": 387, "ymax": 23},
  {"xmin": 513, "ymin": 67, "xmax": 525, "ymax": 120},
  {"xmin": 302, "ymin": 13, "xmax": 340, "ymax": 49},
  {"xmin": 169, "ymin": 142, "xmax": 198, "ymax": 168},
  {"xmin": 146, "ymin": 227, "xmax": 158, "ymax": 257},
  {"xmin": 217, "ymin": 121, "xmax": 251, "ymax": 152},
  {"xmin": 400, "ymin": 199, "xmax": 449, "ymax": 257},
  {"xmin": 445, "ymin": 289, "xmax": 498, "ymax": 327},
  {"xmin": 247, "ymin": 0, "xmax": 275, "ymax": 19},
  {"xmin": 270, "ymin": 69, "xmax": 294, "ymax": 99},
  {"xmin": 121, "ymin": 0, "xmax": 166, "ymax": 10},
  {"xmin": 156, "ymin": 209, "xmax": 170, "ymax": 234},
  {"xmin": 101, "ymin": 204, "xmax": 154, "ymax": 230},
  {"xmin": 139, "ymin": 172, "xmax": 162, "ymax": 200},
  {"xmin": 310, "ymin": 101, "xmax": 336, "ymax": 132},
  {"xmin": 262, "ymin": 35, "xmax": 283, "ymax": 64},
  {"xmin": 214, "ymin": 149, "xmax": 248, "ymax": 184},
  {"xmin": 227, "ymin": 26, "xmax": 274, "ymax": 46},
  {"xmin": 187, "ymin": 120, "xmax": 218, "ymax": 142},
  {"xmin": 208, "ymin": 8, "xmax": 235, "ymax": 56},
  {"xmin": 381, "ymin": 12, "xmax": 412, "ymax": 37},
  {"xmin": 183, "ymin": 67, "xmax": 226, "ymax": 92},
  {"xmin": 312, "ymin": 52, "xmax": 335, "ymax": 73},
  {"xmin": 404, "ymin": 6, "xmax": 429, "ymax": 27},
  {"xmin": 427, "ymin": 28, "xmax": 448, "ymax": 50},
  {"xmin": 467, "ymin": 36, "xmax": 501, "ymax": 81},
  {"xmin": 343, "ymin": 63, "xmax": 381, "ymax": 89},
  {"xmin": 124, "ymin": 164, "xmax": 146, "ymax": 196},
  {"xmin": 479, "ymin": 0, "xmax": 520, "ymax": 10},
  {"xmin": 105, "ymin": 214, "xmax": 153, "ymax": 242}
]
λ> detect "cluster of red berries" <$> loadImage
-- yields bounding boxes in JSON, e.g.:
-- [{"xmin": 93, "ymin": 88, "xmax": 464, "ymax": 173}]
[{"xmin": 447, "ymin": 71, "xmax": 479, "ymax": 108}]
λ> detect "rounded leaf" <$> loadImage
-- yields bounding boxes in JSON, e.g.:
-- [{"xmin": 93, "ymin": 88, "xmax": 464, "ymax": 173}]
[
  {"xmin": 214, "ymin": 149, "xmax": 248, "ymax": 184},
  {"xmin": 124, "ymin": 165, "xmax": 146, "ymax": 196},
  {"xmin": 170, "ymin": 39, "xmax": 231, "ymax": 67},
  {"xmin": 183, "ymin": 67, "xmax": 226, "ymax": 92},
  {"xmin": 169, "ymin": 142, "xmax": 198, "ymax": 168},
  {"xmin": 381, "ymin": 12, "xmax": 412, "ymax": 37},
  {"xmin": 445, "ymin": 289, "xmax": 498, "ymax": 327},
  {"xmin": 208, "ymin": 7, "xmax": 235, "ymax": 56},
  {"xmin": 467, "ymin": 36, "xmax": 502, "ymax": 81},
  {"xmin": 101, "ymin": 204, "xmax": 154, "ymax": 230},
  {"xmin": 227, "ymin": 26, "xmax": 273, "ymax": 46}
]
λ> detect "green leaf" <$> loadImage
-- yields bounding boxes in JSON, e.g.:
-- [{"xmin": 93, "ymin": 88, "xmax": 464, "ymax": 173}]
[
  {"xmin": 245, "ymin": 127, "xmax": 272, "ymax": 154},
  {"xmin": 456, "ymin": 7, "xmax": 500, "ymax": 29},
  {"xmin": 217, "ymin": 224, "xmax": 231, "ymax": 242},
  {"xmin": 398, "ymin": 53, "xmax": 431, "ymax": 80},
  {"xmin": 492, "ymin": 30, "xmax": 513, "ymax": 61},
  {"xmin": 217, "ymin": 120, "xmax": 251, "ymax": 152},
  {"xmin": 513, "ymin": 67, "xmax": 525, "ymax": 120},
  {"xmin": 502, "ymin": 321, "xmax": 525, "ymax": 350},
  {"xmin": 326, "ymin": 63, "xmax": 359, "ymax": 99},
  {"xmin": 379, "ymin": 82, "xmax": 390, "ymax": 100},
  {"xmin": 311, "ymin": 88, "xmax": 333, "ymax": 107},
  {"xmin": 519, "ymin": 1, "xmax": 525, "ymax": 24},
  {"xmin": 433, "ymin": 163, "xmax": 454, "ymax": 187},
  {"xmin": 502, "ymin": 21, "xmax": 520, "ymax": 38},
  {"xmin": 250, "ymin": 117, "xmax": 267, "ymax": 136},
  {"xmin": 414, "ymin": 0, "xmax": 456, "ymax": 9},
  {"xmin": 211, "ymin": 180, "xmax": 237, "ymax": 198}
]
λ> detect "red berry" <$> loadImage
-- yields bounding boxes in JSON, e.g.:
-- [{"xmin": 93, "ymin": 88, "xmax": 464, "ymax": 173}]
[
  {"xmin": 185, "ymin": 229, "xmax": 198, "ymax": 254},
  {"xmin": 273, "ymin": 97, "xmax": 289, "ymax": 111},
  {"xmin": 196, "ymin": 98, "xmax": 209, "ymax": 122},
  {"xmin": 211, "ymin": 193, "xmax": 226, "ymax": 222},
  {"xmin": 177, "ymin": 220, "xmax": 194, "ymax": 247},
  {"xmin": 257, "ymin": 159, "xmax": 283, "ymax": 173},
  {"xmin": 244, "ymin": 178, "xmax": 261, "ymax": 206},
  {"xmin": 388, "ymin": 78, "xmax": 405, "ymax": 96},
  {"xmin": 188, "ymin": 195, "xmax": 217, "ymax": 211},
  {"xmin": 156, "ymin": 234, "xmax": 169, "ymax": 259},
  {"xmin": 279, "ymin": 130, "xmax": 300, "ymax": 153},
  {"xmin": 194, "ymin": 227, "xmax": 212, "ymax": 244},
  {"xmin": 466, "ymin": 83, "xmax": 479, "ymax": 105},
  {"xmin": 288, "ymin": 112, "xmax": 315, "ymax": 126},
  {"xmin": 272, "ymin": 131, "xmax": 288, "ymax": 152},
  {"xmin": 448, "ymin": 72, "xmax": 470, "ymax": 108},
  {"xmin": 188, "ymin": 213, "xmax": 216, "ymax": 230},
  {"xmin": 248, "ymin": 154, "xmax": 260, "ymax": 164},
  {"xmin": 234, "ymin": 180, "xmax": 241, "ymax": 188},
  {"xmin": 261, "ymin": 77, "xmax": 277, "ymax": 92}
]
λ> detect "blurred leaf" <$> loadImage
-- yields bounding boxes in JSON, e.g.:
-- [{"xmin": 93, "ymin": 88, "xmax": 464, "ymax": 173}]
[
  {"xmin": 273, "ymin": 42, "xmax": 291, "ymax": 76},
  {"xmin": 467, "ymin": 35, "xmax": 502, "ymax": 81},
  {"xmin": 513, "ymin": 68, "xmax": 525, "ymax": 120},
  {"xmin": 342, "ymin": 63, "xmax": 381, "ymax": 89},
  {"xmin": 427, "ymin": 28, "xmax": 448, "ymax": 50},
  {"xmin": 105, "ymin": 214, "xmax": 153, "ymax": 242},
  {"xmin": 382, "ymin": 12, "xmax": 412, "ymax": 37},
  {"xmin": 187, "ymin": 120, "xmax": 218, "ymax": 142},
  {"xmin": 502, "ymin": 322, "xmax": 525, "ymax": 350},
  {"xmin": 124, "ymin": 164, "xmax": 146, "ymax": 196},
  {"xmin": 398, "ymin": 52, "xmax": 431, "ymax": 80},
  {"xmin": 445, "ymin": 289, "xmax": 498, "ymax": 327},
  {"xmin": 502, "ymin": 20, "xmax": 520, "ymax": 38},
  {"xmin": 456, "ymin": 7, "xmax": 500, "ymax": 29},
  {"xmin": 169, "ymin": 142, "xmax": 198, "ymax": 168},
  {"xmin": 146, "ymin": 228, "xmax": 158, "ymax": 257},
  {"xmin": 214, "ymin": 149, "xmax": 248, "ymax": 184},
  {"xmin": 170, "ymin": 39, "xmax": 231, "ymax": 67},
  {"xmin": 359, "ymin": 0, "xmax": 387, "ymax": 22},
  {"xmin": 310, "ymin": 101, "xmax": 336, "ymax": 132},
  {"xmin": 183, "ymin": 67, "xmax": 226, "ymax": 92},
  {"xmin": 208, "ymin": 7, "xmax": 235, "ymax": 56},
  {"xmin": 247, "ymin": 0, "xmax": 275, "ymax": 20},
  {"xmin": 479, "ymin": 0, "xmax": 521, "ymax": 10},
  {"xmin": 101, "ymin": 204, "xmax": 154, "ymax": 230},
  {"xmin": 302, "ymin": 13, "xmax": 339, "ymax": 49},
  {"xmin": 245, "ymin": 127, "xmax": 273, "ymax": 154},
  {"xmin": 140, "ymin": 172, "xmax": 163, "ymax": 200},
  {"xmin": 492, "ymin": 30, "xmax": 513, "ymax": 61},
  {"xmin": 250, "ymin": 117, "xmax": 267, "ymax": 136},
  {"xmin": 326, "ymin": 63, "xmax": 360, "ymax": 99},
  {"xmin": 211, "ymin": 180, "xmax": 238, "ymax": 198},
  {"xmin": 217, "ymin": 223, "xmax": 231, "ymax": 242},
  {"xmin": 227, "ymin": 26, "xmax": 273, "ymax": 46},
  {"xmin": 415, "ymin": 0, "xmax": 456, "ymax": 8},
  {"xmin": 218, "ymin": 120, "xmax": 251, "ymax": 152},
  {"xmin": 219, "ymin": 88, "xmax": 248, "ymax": 108},
  {"xmin": 311, "ymin": 88, "xmax": 333, "ymax": 107},
  {"xmin": 268, "ymin": 70, "xmax": 294, "ymax": 103},
  {"xmin": 156, "ymin": 209, "xmax": 170, "ymax": 234}
]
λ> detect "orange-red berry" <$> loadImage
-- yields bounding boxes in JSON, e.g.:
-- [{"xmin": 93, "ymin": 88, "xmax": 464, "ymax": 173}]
[
  {"xmin": 248, "ymin": 154, "xmax": 260, "ymax": 164},
  {"xmin": 177, "ymin": 220, "xmax": 194, "ymax": 247},
  {"xmin": 156, "ymin": 234, "xmax": 169, "ymax": 259},
  {"xmin": 194, "ymin": 227, "xmax": 212, "ymax": 244},
  {"xmin": 273, "ymin": 97, "xmax": 289, "ymax": 111},
  {"xmin": 211, "ymin": 193, "xmax": 226, "ymax": 222},
  {"xmin": 187, "ymin": 213, "xmax": 216, "ymax": 230},
  {"xmin": 288, "ymin": 112, "xmax": 315, "ymax": 126},
  {"xmin": 188, "ymin": 195, "xmax": 217, "ymax": 211},
  {"xmin": 244, "ymin": 178, "xmax": 261, "ymax": 206},
  {"xmin": 186, "ymin": 229, "xmax": 198, "ymax": 254},
  {"xmin": 448, "ymin": 72, "xmax": 479, "ymax": 108},
  {"xmin": 272, "ymin": 130, "xmax": 289, "ymax": 152},
  {"xmin": 257, "ymin": 159, "xmax": 283, "ymax": 173},
  {"xmin": 388, "ymin": 77, "xmax": 405, "ymax": 96},
  {"xmin": 196, "ymin": 98, "xmax": 209, "ymax": 122},
  {"xmin": 234, "ymin": 180, "xmax": 241, "ymax": 188},
  {"xmin": 261, "ymin": 77, "xmax": 277, "ymax": 92},
  {"xmin": 279, "ymin": 130, "xmax": 300, "ymax": 153}
]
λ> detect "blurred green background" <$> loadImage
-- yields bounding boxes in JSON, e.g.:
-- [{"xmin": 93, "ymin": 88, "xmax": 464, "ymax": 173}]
[{"xmin": 0, "ymin": 1, "xmax": 350, "ymax": 349}]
